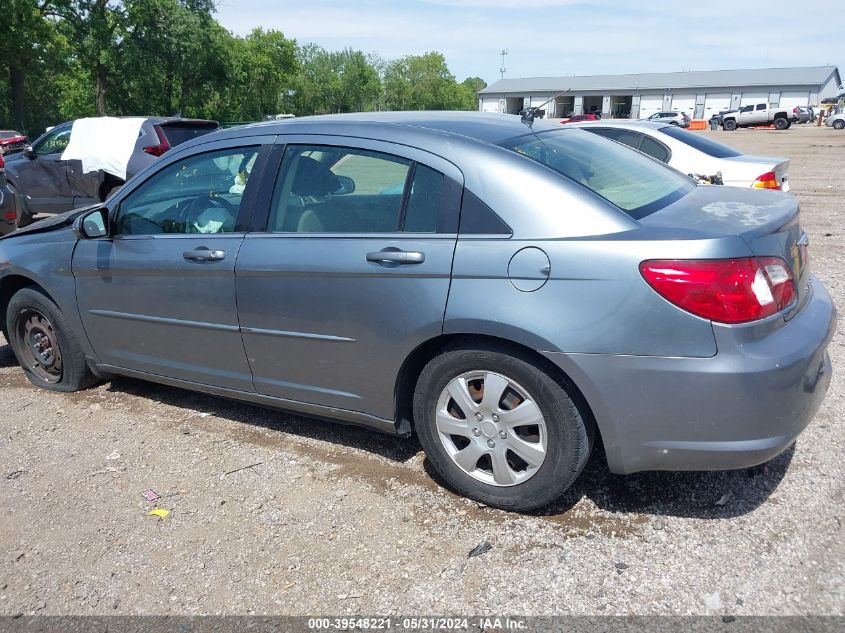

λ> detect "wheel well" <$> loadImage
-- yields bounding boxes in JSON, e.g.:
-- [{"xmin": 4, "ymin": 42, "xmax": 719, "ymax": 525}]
[
  {"xmin": 393, "ymin": 333, "xmax": 598, "ymax": 441},
  {"xmin": 0, "ymin": 275, "xmax": 50, "ymax": 336},
  {"xmin": 99, "ymin": 176, "xmax": 124, "ymax": 202}
]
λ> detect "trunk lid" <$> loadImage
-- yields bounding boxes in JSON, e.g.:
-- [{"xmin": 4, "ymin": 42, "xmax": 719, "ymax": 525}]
[
  {"xmin": 641, "ymin": 186, "xmax": 809, "ymax": 315},
  {"xmin": 720, "ymin": 154, "xmax": 790, "ymax": 191}
]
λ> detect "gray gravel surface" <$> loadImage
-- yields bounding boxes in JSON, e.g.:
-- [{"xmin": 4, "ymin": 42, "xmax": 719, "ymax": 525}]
[{"xmin": 0, "ymin": 124, "xmax": 843, "ymax": 616}]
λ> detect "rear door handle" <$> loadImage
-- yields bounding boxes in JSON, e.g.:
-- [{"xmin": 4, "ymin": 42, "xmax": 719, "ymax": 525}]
[
  {"xmin": 366, "ymin": 249, "xmax": 425, "ymax": 265},
  {"xmin": 183, "ymin": 247, "xmax": 226, "ymax": 261}
]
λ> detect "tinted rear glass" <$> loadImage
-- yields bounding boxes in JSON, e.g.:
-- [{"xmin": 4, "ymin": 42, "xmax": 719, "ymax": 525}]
[
  {"xmin": 0, "ymin": 131, "xmax": 20, "ymax": 138},
  {"xmin": 160, "ymin": 123, "xmax": 219, "ymax": 146},
  {"xmin": 658, "ymin": 125, "xmax": 742, "ymax": 158},
  {"xmin": 499, "ymin": 129, "xmax": 693, "ymax": 220}
]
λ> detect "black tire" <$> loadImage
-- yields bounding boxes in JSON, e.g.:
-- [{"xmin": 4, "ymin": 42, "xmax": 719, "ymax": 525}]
[
  {"xmin": 413, "ymin": 342, "xmax": 593, "ymax": 512},
  {"xmin": 6, "ymin": 287, "xmax": 97, "ymax": 392},
  {"xmin": 723, "ymin": 118, "xmax": 737, "ymax": 131},
  {"xmin": 774, "ymin": 117, "xmax": 789, "ymax": 130},
  {"xmin": 670, "ymin": 121, "xmax": 679, "ymax": 126},
  {"xmin": 100, "ymin": 181, "xmax": 123, "ymax": 201},
  {"xmin": 833, "ymin": 119, "xmax": 845, "ymax": 130}
]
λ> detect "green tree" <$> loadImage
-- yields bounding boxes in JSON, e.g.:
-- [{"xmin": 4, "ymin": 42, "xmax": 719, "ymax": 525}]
[
  {"xmin": 0, "ymin": 1, "xmax": 65, "ymax": 131},
  {"xmin": 55, "ymin": 0, "xmax": 126, "ymax": 115},
  {"xmin": 287, "ymin": 45, "xmax": 380, "ymax": 116},
  {"xmin": 383, "ymin": 52, "xmax": 474, "ymax": 111}
]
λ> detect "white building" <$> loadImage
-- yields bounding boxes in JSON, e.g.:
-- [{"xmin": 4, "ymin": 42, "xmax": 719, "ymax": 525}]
[{"xmin": 478, "ymin": 66, "xmax": 842, "ymax": 119}]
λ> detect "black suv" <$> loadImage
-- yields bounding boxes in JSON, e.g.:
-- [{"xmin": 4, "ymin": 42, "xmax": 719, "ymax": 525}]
[{"xmin": 4, "ymin": 117, "xmax": 219, "ymax": 226}]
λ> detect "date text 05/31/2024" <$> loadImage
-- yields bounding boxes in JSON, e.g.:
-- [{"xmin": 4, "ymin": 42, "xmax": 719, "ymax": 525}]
[{"xmin": 307, "ymin": 617, "xmax": 528, "ymax": 630}]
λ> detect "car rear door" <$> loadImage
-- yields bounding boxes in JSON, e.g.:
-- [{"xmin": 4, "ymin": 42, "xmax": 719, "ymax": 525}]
[
  {"xmin": 235, "ymin": 136, "xmax": 462, "ymax": 420},
  {"xmin": 72, "ymin": 135, "xmax": 275, "ymax": 391}
]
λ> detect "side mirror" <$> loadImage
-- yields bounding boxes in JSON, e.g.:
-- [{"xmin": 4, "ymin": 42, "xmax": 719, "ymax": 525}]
[
  {"xmin": 23, "ymin": 146, "xmax": 35, "ymax": 159},
  {"xmin": 334, "ymin": 175, "xmax": 355, "ymax": 195},
  {"xmin": 72, "ymin": 208, "xmax": 108, "ymax": 239}
]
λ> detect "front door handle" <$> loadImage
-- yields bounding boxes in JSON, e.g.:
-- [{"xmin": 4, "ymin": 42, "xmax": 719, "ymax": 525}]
[
  {"xmin": 366, "ymin": 249, "xmax": 425, "ymax": 265},
  {"xmin": 183, "ymin": 247, "xmax": 226, "ymax": 261}
]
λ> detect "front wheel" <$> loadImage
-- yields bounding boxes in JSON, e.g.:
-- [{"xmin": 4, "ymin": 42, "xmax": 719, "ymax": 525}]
[
  {"xmin": 413, "ymin": 343, "xmax": 592, "ymax": 511},
  {"xmin": 6, "ymin": 288, "xmax": 96, "ymax": 391},
  {"xmin": 723, "ymin": 119, "xmax": 737, "ymax": 131},
  {"xmin": 834, "ymin": 119, "xmax": 845, "ymax": 130}
]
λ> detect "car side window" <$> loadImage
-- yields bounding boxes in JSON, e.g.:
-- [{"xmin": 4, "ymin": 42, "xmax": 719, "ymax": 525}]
[
  {"xmin": 638, "ymin": 135, "xmax": 671, "ymax": 162},
  {"xmin": 269, "ymin": 145, "xmax": 446, "ymax": 233},
  {"xmin": 756, "ymin": 104, "xmax": 767, "ymax": 111},
  {"xmin": 115, "ymin": 147, "xmax": 259, "ymax": 236},
  {"xmin": 587, "ymin": 128, "xmax": 643, "ymax": 152},
  {"xmin": 34, "ymin": 127, "xmax": 71, "ymax": 156},
  {"xmin": 740, "ymin": 105, "xmax": 753, "ymax": 113}
]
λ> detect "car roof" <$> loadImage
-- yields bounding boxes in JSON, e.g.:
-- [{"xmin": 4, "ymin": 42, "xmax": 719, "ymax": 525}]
[
  {"xmin": 200, "ymin": 111, "xmax": 564, "ymax": 147},
  {"xmin": 568, "ymin": 120, "xmax": 670, "ymax": 131}
]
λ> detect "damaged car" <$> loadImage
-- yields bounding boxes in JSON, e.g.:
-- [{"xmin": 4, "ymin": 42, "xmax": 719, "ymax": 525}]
[
  {"xmin": 3, "ymin": 116, "xmax": 219, "ymax": 226},
  {"xmin": 0, "ymin": 112, "xmax": 835, "ymax": 511}
]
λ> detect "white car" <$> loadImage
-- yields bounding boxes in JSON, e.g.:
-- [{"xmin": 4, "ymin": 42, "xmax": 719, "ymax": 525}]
[
  {"xmin": 569, "ymin": 120, "xmax": 790, "ymax": 191},
  {"xmin": 824, "ymin": 112, "xmax": 845, "ymax": 129}
]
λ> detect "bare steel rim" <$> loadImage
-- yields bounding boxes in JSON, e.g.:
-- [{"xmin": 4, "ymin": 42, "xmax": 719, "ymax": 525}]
[
  {"xmin": 435, "ymin": 370, "xmax": 548, "ymax": 487},
  {"xmin": 14, "ymin": 309, "xmax": 63, "ymax": 384}
]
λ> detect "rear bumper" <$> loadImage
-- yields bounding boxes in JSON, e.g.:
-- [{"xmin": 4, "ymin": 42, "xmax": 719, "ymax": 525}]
[{"xmin": 544, "ymin": 277, "xmax": 836, "ymax": 474}]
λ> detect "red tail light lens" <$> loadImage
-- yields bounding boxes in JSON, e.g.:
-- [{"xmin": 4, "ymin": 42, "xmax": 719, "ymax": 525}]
[
  {"xmin": 4, "ymin": 211, "xmax": 16, "ymax": 221},
  {"xmin": 640, "ymin": 258, "xmax": 795, "ymax": 323},
  {"xmin": 0, "ymin": 154, "xmax": 5, "ymax": 168},
  {"xmin": 143, "ymin": 124, "xmax": 171, "ymax": 157},
  {"xmin": 752, "ymin": 171, "xmax": 781, "ymax": 190}
]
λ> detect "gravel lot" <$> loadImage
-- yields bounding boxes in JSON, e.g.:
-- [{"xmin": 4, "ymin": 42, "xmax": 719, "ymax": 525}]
[{"xmin": 0, "ymin": 124, "xmax": 843, "ymax": 618}]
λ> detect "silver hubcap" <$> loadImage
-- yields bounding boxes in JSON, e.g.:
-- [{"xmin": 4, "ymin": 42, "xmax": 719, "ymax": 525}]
[{"xmin": 435, "ymin": 371, "xmax": 547, "ymax": 487}]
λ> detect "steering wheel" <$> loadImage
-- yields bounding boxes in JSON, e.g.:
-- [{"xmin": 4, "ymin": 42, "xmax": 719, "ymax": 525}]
[{"xmin": 180, "ymin": 194, "xmax": 238, "ymax": 232}]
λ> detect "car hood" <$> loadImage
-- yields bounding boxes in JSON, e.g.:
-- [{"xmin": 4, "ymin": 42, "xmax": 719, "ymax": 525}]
[{"xmin": 0, "ymin": 205, "xmax": 96, "ymax": 241}]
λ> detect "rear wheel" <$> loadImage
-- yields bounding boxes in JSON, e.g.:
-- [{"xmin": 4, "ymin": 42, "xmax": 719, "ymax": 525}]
[
  {"xmin": 723, "ymin": 118, "xmax": 737, "ymax": 131},
  {"xmin": 413, "ymin": 343, "xmax": 592, "ymax": 511},
  {"xmin": 6, "ymin": 288, "xmax": 96, "ymax": 391},
  {"xmin": 834, "ymin": 119, "xmax": 845, "ymax": 130},
  {"xmin": 774, "ymin": 117, "xmax": 790, "ymax": 130}
]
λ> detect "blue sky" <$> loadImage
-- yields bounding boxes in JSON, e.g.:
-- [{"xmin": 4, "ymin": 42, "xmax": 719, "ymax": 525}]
[{"xmin": 214, "ymin": 0, "xmax": 842, "ymax": 86}]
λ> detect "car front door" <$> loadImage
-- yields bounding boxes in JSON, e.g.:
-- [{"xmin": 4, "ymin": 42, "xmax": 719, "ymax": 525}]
[
  {"xmin": 235, "ymin": 137, "xmax": 462, "ymax": 421},
  {"xmin": 7, "ymin": 124, "xmax": 74, "ymax": 214},
  {"xmin": 72, "ymin": 136, "xmax": 275, "ymax": 391}
]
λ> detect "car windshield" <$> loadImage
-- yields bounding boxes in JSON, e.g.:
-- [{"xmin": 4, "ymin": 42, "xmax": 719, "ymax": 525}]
[
  {"xmin": 499, "ymin": 128, "xmax": 694, "ymax": 219},
  {"xmin": 0, "ymin": 130, "xmax": 21, "ymax": 138},
  {"xmin": 159, "ymin": 123, "xmax": 219, "ymax": 146},
  {"xmin": 658, "ymin": 125, "xmax": 742, "ymax": 158}
]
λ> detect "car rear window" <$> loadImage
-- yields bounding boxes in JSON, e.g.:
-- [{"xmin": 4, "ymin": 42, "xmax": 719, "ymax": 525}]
[
  {"xmin": 658, "ymin": 124, "xmax": 742, "ymax": 158},
  {"xmin": 0, "ymin": 131, "xmax": 20, "ymax": 138},
  {"xmin": 499, "ymin": 128, "xmax": 694, "ymax": 219},
  {"xmin": 159, "ymin": 123, "xmax": 219, "ymax": 146}
]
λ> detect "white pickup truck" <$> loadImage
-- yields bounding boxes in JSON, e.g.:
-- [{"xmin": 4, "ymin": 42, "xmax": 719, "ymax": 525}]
[{"xmin": 721, "ymin": 103, "xmax": 793, "ymax": 130}]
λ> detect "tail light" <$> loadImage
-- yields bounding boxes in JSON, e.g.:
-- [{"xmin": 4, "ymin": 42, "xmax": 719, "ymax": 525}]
[
  {"xmin": 0, "ymin": 154, "xmax": 4, "ymax": 168},
  {"xmin": 752, "ymin": 171, "xmax": 781, "ymax": 190},
  {"xmin": 640, "ymin": 258, "xmax": 795, "ymax": 323},
  {"xmin": 4, "ymin": 210, "xmax": 16, "ymax": 221},
  {"xmin": 143, "ymin": 125, "xmax": 171, "ymax": 157}
]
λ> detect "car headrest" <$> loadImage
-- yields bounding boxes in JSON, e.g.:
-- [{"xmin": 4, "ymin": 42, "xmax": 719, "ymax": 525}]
[{"xmin": 291, "ymin": 156, "xmax": 340, "ymax": 197}]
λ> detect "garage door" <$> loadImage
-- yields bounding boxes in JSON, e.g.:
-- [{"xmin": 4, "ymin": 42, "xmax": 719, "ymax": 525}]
[
  {"xmin": 671, "ymin": 93, "xmax": 696, "ymax": 116},
  {"xmin": 638, "ymin": 95, "xmax": 663, "ymax": 119},
  {"xmin": 779, "ymin": 91, "xmax": 809, "ymax": 110},
  {"xmin": 703, "ymin": 93, "xmax": 732, "ymax": 118},
  {"xmin": 480, "ymin": 98, "xmax": 501, "ymax": 113},
  {"xmin": 740, "ymin": 92, "xmax": 768, "ymax": 107}
]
